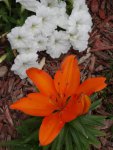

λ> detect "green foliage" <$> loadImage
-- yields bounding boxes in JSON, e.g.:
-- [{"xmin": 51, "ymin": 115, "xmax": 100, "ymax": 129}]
[
  {"xmin": 0, "ymin": 114, "xmax": 105, "ymax": 150},
  {"xmin": 58, "ymin": 0, "xmax": 73, "ymax": 14},
  {"xmin": 90, "ymin": 93, "xmax": 102, "ymax": 110},
  {"xmin": 106, "ymin": 103, "xmax": 113, "ymax": 113},
  {"xmin": 0, "ymin": 46, "xmax": 14, "ymax": 63},
  {"xmin": 90, "ymin": 99, "xmax": 102, "ymax": 110},
  {"xmin": 0, "ymin": 53, "xmax": 7, "ymax": 63},
  {"xmin": 0, "ymin": 117, "xmax": 42, "ymax": 150},
  {"xmin": 0, "ymin": 0, "xmax": 34, "ymax": 35},
  {"xmin": 63, "ymin": 0, "xmax": 73, "ymax": 15},
  {"xmin": 5, "ymin": 47, "xmax": 14, "ymax": 62},
  {"xmin": 70, "ymin": 115, "xmax": 105, "ymax": 149}
]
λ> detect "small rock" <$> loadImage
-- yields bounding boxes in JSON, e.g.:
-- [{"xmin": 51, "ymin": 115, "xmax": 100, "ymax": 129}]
[{"xmin": 0, "ymin": 66, "xmax": 8, "ymax": 77}]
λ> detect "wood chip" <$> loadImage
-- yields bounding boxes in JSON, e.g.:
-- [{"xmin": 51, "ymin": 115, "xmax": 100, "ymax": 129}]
[
  {"xmin": 0, "ymin": 66, "xmax": 8, "ymax": 77},
  {"xmin": 78, "ymin": 53, "xmax": 91, "ymax": 64},
  {"xmin": 4, "ymin": 106, "xmax": 14, "ymax": 128}
]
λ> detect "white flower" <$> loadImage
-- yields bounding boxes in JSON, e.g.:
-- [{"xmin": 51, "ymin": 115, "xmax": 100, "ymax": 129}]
[
  {"xmin": 11, "ymin": 53, "xmax": 38, "ymax": 79},
  {"xmin": 57, "ymin": 13, "xmax": 68, "ymax": 29},
  {"xmin": 35, "ymin": 34, "xmax": 48, "ymax": 51},
  {"xmin": 73, "ymin": 0, "xmax": 88, "ymax": 11},
  {"xmin": 23, "ymin": 15, "xmax": 42, "ymax": 35},
  {"xmin": 16, "ymin": 0, "xmax": 40, "ymax": 12},
  {"xmin": 47, "ymin": 31, "xmax": 71, "ymax": 58},
  {"xmin": 67, "ymin": 6, "xmax": 92, "ymax": 52},
  {"xmin": 8, "ymin": 0, "xmax": 93, "ymax": 58},
  {"xmin": 42, "ymin": 1, "xmax": 68, "ymax": 30},
  {"xmin": 16, "ymin": 42, "xmax": 38, "ymax": 54},
  {"xmin": 69, "ymin": 31, "xmax": 89, "ymax": 52},
  {"xmin": 68, "ymin": 10, "xmax": 92, "ymax": 33},
  {"xmin": 55, "ymin": 2, "xmax": 69, "ymax": 29},
  {"xmin": 36, "ymin": 5, "xmax": 57, "ymax": 36},
  {"xmin": 57, "ymin": 1, "xmax": 66, "ymax": 9},
  {"xmin": 7, "ymin": 26, "xmax": 35, "ymax": 49},
  {"xmin": 40, "ymin": 0, "xmax": 58, "ymax": 8}
]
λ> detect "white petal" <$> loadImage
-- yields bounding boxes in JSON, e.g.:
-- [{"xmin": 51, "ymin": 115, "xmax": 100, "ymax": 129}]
[
  {"xmin": 73, "ymin": 0, "xmax": 88, "ymax": 11},
  {"xmin": 47, "ymin": 31, "xmax": 71, "ymax": 58},
  {"xmin": 11, "ymin": 53, "xmax": 39, "ymax": 79},
  {"xmin": 69, "ymin": 31, "xmax": 89, "ymax": 52},
  {"xmin": 35, "ymin": 34, "xmax": 48, "ymax": 51},
  {"xmin": 7, "ymin": 26, "xmax": 35, "ymax": 49},
  {"xmin": 36, "ymin": 5, "xmax": 57, "ymax": 36},
  {"xmin": 24, "ymin": 15, "xmax": 42, "ymax": 35},
  {"xmin": 40, "ymin": 0, "xmax": 58, "ymax": 8},
  {"xmin": 68, "ymin": 10, "xmax": 92, "ymax": 34},
  {"xmin": 16, "ymin": 0, "xmax": 40, "ymax": 12}
]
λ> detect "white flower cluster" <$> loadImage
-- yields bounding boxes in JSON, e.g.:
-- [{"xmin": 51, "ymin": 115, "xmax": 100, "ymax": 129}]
[{"xmin": 7, "ymin": 0, "xmax": 92, "ymax": 79}]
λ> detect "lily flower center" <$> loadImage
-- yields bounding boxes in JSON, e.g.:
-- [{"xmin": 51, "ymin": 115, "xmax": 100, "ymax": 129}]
[{"xmin": 50, "ymin": 93, "xmax": 72, "ymax": 112}]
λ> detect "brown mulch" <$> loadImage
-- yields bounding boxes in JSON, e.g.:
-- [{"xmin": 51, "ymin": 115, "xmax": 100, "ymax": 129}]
[{"xmin": 1, "ymin": 0, "xmax": 113, "ymax": 149}]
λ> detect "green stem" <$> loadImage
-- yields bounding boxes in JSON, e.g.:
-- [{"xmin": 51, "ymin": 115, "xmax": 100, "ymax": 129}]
[
  {"xmin": 20, "ymin": 6, "xmax": 25, "ymax": 14},
  {"xmin": 3, "ymin": 0, "xmax": 11, "ymax": 14}
]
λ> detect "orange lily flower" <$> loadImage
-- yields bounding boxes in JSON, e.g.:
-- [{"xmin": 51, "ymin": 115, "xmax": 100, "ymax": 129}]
[{"xmin": 10, "ymin": 55, "xmax": 107, "ymax": 146}]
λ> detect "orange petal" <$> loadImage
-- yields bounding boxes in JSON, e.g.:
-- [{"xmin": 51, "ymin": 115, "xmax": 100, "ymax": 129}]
[
  {"xmin": 54, "ymin": 55, "xmax": 80, "ymax": 99},
  {"xmin": 60, "ymin": 95, "xmax": 84, "ymax": 122},
  {"xmin": 82, "ymin": 95, "xmax": 91, "ymax": 114},
  {"xmin": 10, "ymin": 93, "xmax": 56, "ymax": 116},
  {"xmin": 76, "ymin": 77, "xmax": 107, "ymax": 96},
  {"xmin": 39, "ymin": 113, "xmax": 64, "ymax": 146},
  {"xmin": 26, "ymin": 68, "xmax": 57, "ymax": 98}
]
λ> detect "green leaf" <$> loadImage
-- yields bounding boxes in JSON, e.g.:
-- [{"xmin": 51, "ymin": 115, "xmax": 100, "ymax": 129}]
[
  {"xmin": 79, "ymin": 115, "xmax": 105, "ymax": 127},
  {"xmin": 0, "ymin": 53, "xmax": 7, "ymax": 63},
  {"xmin": 85, "ymin": 127, "xmax": 105, "ymax": 137},
  {"xmin": 90, "ymin": 99, "xmax": 102, "ymax": 110},
  {"xmin": 84, "ymin": 128, "xmax": 101, "ymax": 148},
  {"xmin": 0, "ymin": 140, "xmax": 29, "ymax": 149},
  {"xmin": 42, "ymin": 145, "xmax": 50, "ymax": 150},
  {"xmin": 16, "ymin": 117, "xmax": 41, "ymax": 136},
  {"xmin": 51, "ymin": 137, "xmax": 58, "ymax": 150},
  {"xmin": 23, "ymin": 131, "xmax": 38, "ymax": 143},
  {"xmin": 66, "ymin": 0, "xmax": 73, "ymax": 15},
  {"xmin": 5, "ymin": 48, "xmax": 14, "ymax": 62},
  {"xmin": 70, "ymin": 119, "xmax": 88, "ymax": 139},
  {"xmin": 90, "ymin": 93, "xmax": 98, "ymax": 102},
  {"xmin": 65, "ymin": 126, "xmax": 73, "ymax": 150},
  {"xmin": 3, "ymin": 0, "xmax": 11, "ymax": 11},
  {"xmin": 70, "ymin": 127, "xmax": 84, "ymax": 150},
  {"xmin": 56, "ymin": 127, "xmax": 65, "ymax": 150}
]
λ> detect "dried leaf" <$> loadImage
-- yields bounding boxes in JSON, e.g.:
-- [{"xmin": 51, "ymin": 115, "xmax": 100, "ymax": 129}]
[
  {"xmin": 4, "ymin": 107, "xmax": 14, "ymax": 128},
  {"xmin": 0, "ymin": 66, "xmax": 8, "ymax": 77},
  {"xmin": 99, "ymin": 9, "xmax": 106, "ymax": 19},
  {"xmin": 91, "ymin": 0, "xmax": 99, "ymax": 13},
  {"xmin": 78, "ymin": 53, "xmax": 91, "ymax": 64},
  {"xmin": 38, "ymin": 57, "xmax": 46, "ymax": 69}
]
